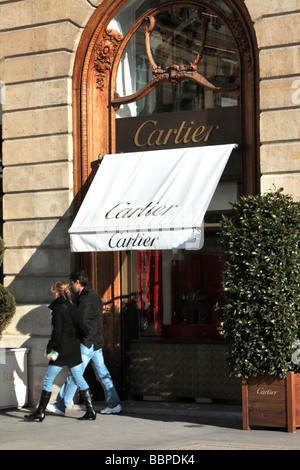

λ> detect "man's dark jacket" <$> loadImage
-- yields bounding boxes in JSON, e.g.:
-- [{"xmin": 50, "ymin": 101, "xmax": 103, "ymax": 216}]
[{"xmin": 76, "ymin": 286, "xmax": 104, "ymax": 350}]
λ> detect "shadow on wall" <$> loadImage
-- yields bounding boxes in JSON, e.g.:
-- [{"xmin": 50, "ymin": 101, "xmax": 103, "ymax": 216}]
[
  {"xmin": 2, "ymin": 199, "xmax": 74, "ymax": 404},
  {"xmin": 2, "ymin": 194, "xmax": 119, "ymax": 404},
  {"xmin": 4, "ymin": 162, "xmax": 99, "ymax": 305},
  {"xmin": 5, "ymin": 215, "xmax": 74, "ymax": 302},
  {"xmin": 15, "ymin": 305, "xmax": 68, "ymax": 404}
]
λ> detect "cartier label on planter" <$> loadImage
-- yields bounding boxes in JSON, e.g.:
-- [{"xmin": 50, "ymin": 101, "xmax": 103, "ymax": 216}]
[{"xmin": 256, "ymin": 387, "xmax": 279, "ymax": 396}]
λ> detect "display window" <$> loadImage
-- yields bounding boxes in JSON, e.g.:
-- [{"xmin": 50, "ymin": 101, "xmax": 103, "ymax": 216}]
[
  {"xmin": 110, "ymin": 2, "xmax": 241, "ymax": 340},
  {"xmin": 132, "ymin": 249, "xmax": 225, "ymax": 339}
]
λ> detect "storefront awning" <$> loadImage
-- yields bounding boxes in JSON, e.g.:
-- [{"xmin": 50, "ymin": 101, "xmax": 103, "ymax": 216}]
[{"xmin": 69, "ymin": 144, "xmax": 237, "ymax": 252}]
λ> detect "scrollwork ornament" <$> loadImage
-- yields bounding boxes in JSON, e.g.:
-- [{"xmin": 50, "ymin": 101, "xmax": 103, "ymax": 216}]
[{"xmin": 94, "ymin": 29, "xmax": 122, "ymax": 90}]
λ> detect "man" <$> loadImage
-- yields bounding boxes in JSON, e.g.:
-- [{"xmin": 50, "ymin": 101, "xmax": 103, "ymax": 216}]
[{"xmin": 47, "ymin": 270, "xmax": 122, "ymax": 416}]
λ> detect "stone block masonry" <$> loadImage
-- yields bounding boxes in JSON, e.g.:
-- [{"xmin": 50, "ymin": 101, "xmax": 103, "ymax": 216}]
[
  {"xmin": 245, "ymin": 1, "xmax": 300, "ymax": 198},
  {"xmin": 0, "ymin": 0, "xmax": 103, "ymax": 405}
]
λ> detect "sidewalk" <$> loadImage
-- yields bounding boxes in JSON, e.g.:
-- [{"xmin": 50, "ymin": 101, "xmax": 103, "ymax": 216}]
[{"xmin": 1, "ymin": 400, "xmax": 300, "ymax": 451}]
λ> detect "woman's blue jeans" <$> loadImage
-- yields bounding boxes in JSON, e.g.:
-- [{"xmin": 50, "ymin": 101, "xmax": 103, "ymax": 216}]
[
  {"xmin": 42, "ymin": 362, "xmax": 88, "ymax": 393},
  {"xmin": 54, "ymin": 344, "xmax": 121, "ymax": 413}
]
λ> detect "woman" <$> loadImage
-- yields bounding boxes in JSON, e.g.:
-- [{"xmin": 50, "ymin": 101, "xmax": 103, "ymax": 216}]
[{"xmin": 24, "ymin": 281, "xmax": 96, "ymax": 422}]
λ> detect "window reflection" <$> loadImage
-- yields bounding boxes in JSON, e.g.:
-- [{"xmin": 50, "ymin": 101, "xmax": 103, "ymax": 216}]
[
  {"xmin": 131, "ymin": 248, "xmax": 225, "ymax": 339},
  {"xmin": 115, "ymin": 6, "xmax": 240, "ymax": 118}
]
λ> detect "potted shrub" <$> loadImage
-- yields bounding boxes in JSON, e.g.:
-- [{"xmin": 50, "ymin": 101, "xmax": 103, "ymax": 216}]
[
  {"xmin": 219, "ymin": 189, "xmax": 300, "ymax": 432},
  {"xmin": 0, "ymin": 237, "xmax": 16, "ymax": 339},
  {"xmin": 0, "ymin": 237, "xmax": 28, "ymax": 410}
]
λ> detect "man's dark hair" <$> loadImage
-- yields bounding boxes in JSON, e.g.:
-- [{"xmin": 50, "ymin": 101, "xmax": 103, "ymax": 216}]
[{"xmin": 70, "ymin": 269, "xmax": 89, "ymax": 287}]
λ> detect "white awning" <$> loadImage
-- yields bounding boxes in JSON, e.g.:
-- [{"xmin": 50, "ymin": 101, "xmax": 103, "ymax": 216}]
[{"xmin": 69, "ymin": 144, "xmax": 237, "ymax": 252}]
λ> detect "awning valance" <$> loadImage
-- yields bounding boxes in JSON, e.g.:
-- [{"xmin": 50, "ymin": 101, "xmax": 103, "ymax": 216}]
[{"xmin": 69, "ymin": 144, "xmax": 237, "ymax": 252}]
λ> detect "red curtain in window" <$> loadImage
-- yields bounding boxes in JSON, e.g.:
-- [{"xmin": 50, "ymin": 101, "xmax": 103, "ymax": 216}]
[
  {"xmin": 138, "ymin": 250, "xmax": 163, "ymax": 333},
  {"xmin": 138, "ymin": 251, "xmax": 145, "ymax": 311}
]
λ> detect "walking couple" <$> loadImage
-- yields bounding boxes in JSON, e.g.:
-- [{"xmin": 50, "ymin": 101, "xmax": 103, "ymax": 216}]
[{"xmin": 24, "ymin": 270, "xmax": 121, "ymax": 422}]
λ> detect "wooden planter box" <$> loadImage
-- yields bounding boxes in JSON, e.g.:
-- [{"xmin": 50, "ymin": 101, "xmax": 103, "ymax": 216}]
[{"xmin": 242, "ymin": 372, "xmax": 300, "ymax": 433}]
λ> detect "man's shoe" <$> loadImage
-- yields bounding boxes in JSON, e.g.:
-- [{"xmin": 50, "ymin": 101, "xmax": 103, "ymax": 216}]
[
  {"xmin": 100, "ymin": 404, "xmax": 122, "ymax": 414},
  {"xmin": 46, "ymin": 403, "xmax": 65, "ymax": 416}
]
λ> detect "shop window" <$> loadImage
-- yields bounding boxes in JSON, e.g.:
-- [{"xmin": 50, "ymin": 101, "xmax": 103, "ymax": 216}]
[
  {"xmin": 108, "ymin": 2, "xmax": 242, "ymax": 340},
  {"xmin": 133, "ymin": 249, "xmax": 225, "ymax": 339}
]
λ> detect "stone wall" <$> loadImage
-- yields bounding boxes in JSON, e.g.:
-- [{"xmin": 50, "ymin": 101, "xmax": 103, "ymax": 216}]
[
  {"xmin": 0, "ymin": 0, "xmax": 103, "ymax": 403},
  {"xmin": 245, "ymin": 0, "xmax": 300, "ymax": 198},
  {"xmin": 0, "ymin": 0, "xmax": 299, "ymax": 404}
]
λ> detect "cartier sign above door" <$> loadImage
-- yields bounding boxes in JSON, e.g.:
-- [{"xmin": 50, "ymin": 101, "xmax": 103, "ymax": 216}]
[{"xmin": 116, "ymin": 107, "xmax": 240, "ymax": 153}]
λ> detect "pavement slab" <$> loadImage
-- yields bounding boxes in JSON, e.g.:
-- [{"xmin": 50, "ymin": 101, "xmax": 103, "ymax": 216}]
[{"xmin": 0, "ymin": 401, "xmax": 300, "ymax": 453}]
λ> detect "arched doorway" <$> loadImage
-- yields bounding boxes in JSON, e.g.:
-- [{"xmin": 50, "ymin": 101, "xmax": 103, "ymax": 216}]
[{"xmin": 72, "ymin": 0, "xmax": 259, "ymax": 400}]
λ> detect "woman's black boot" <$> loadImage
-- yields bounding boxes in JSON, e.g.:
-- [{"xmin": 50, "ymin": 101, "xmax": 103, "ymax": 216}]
[
  {"xmin": 78, "ymin": 388, "xmax": 96, "ymax": 420},
  {"xmin": 24, "ymin": 390, "xmax": 51, "ymax": 422}
]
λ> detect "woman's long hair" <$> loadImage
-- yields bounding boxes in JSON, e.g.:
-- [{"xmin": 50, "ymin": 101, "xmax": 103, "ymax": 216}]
[{"xmin": 51, "ymin": 281, "xmax": 72, "ymax": 302}]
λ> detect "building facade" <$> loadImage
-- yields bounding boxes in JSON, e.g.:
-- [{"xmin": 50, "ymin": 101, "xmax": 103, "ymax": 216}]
[{"xmin": 0, "ymin": 0, "xmax": 299, "ymax": 405}]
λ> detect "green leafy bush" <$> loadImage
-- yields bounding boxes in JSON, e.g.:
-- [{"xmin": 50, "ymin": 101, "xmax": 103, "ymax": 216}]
[
  {"xmin": 0, "ymin": 284, "xmax": 16, "ymax": 338},
  {"xmin": 0, "ymin": 237, "xmax": 16, "ymax": 339},
  {"xmin": 0, "ymin": 236, "xmax": 4, "ymax": 267},
  {"xmin": 219, "ymin": 189, "xmax": 300, "ymax": 378}
]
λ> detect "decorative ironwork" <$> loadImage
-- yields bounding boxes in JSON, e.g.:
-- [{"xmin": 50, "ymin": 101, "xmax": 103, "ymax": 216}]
[
  {"xmin": 144, "ymin": 9, "xmax": 209, "ymax": 78},
  {"xmin": 93, "ymin": 6, "xmax": 240, "ymax": 107}
]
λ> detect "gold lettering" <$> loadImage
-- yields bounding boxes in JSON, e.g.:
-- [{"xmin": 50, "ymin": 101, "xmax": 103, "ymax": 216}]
[
  {"xmin": 134, "ymin": 120, "xmax": 157, "ymax": 147},
  {"xmin": 3, "ymin": 371, "xmax": 14, "ymax": 382},
  {"xmin": 203, "ymin": 125, "xmax": 217, "ymax": 142},
  {"xmin": 191, "ymin": 125, "xmax": 216, "ymax": 143},
  {"xmin": 134, "ymin": 120, "xmax": 220, "ymax": 148},
  {"xmin": 183, "ymin": 121, "xmax": 195, "ymax": 144},
  {"xmin": 191, "ymin": 126, "xmax": 205, "ymax": 142},
  {"xmin": 174, "ymin": 121, "xmax": 187, "ymax": 144},
  {"xmin": 147, "ymin": 129, "xmax": 165, "ymax": 146},
  {"xmin": 162, "ymin": 128, "xmax": 175, "ymax": 145}
]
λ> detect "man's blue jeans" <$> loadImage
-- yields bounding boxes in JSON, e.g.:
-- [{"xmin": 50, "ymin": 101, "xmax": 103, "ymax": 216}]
[
  {"xmin": 43, "ymin": 363, "xmax": 88, "ymax": 393},
  {"xmin": 55, "ymin": 344, "xmax": 121, "ymax": 413}
]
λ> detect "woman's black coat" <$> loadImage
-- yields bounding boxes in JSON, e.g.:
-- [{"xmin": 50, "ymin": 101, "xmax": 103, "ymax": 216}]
[{"xmin": 47, "ymin": 296, "xmax": 82, "ymax": 368}]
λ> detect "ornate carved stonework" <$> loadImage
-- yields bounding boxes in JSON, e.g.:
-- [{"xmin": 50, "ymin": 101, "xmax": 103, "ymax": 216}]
[{"xmin": 94, "ymin": 29, "xmax": 122, "ymax": 90}]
